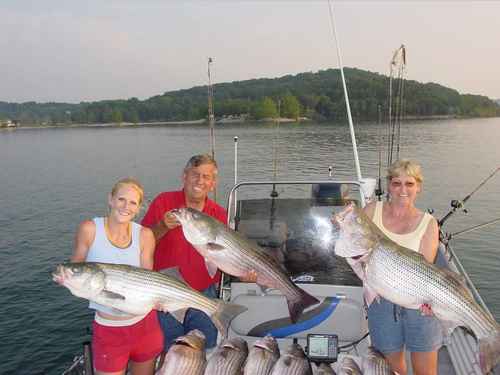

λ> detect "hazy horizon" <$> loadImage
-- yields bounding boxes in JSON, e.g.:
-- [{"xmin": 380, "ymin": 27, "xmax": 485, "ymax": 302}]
[{"xmin": 2, "ymin": 1, "xmax": 499, "ymax": 103}]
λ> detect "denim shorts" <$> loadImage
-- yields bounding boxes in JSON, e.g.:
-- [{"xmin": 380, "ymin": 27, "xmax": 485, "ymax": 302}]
[
  {"xmin": 367, "ymin": 297, "xmax": 443, "ymax": 353},
  {"xmin": 157, "ymin": 284, "xmax": 218, "ymax": 351}
]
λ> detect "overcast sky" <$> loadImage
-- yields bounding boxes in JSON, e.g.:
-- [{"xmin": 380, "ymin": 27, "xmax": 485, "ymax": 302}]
[{"xmin": 2, "ymin": 1, "xmax": 499, "ymax": 103}]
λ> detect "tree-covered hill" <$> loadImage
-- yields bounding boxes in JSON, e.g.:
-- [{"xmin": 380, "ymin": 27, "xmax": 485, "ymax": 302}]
[{"xmin": 1, "ymin": 67, "xmax": 499, "ymax": 126}]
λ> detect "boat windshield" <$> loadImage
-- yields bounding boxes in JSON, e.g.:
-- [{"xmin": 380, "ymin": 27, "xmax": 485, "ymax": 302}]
[{"xmin": 231, "ymin": 182, "xmax": 362, "ymax": 286}]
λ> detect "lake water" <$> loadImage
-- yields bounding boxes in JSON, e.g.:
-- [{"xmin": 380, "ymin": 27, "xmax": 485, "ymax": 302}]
[{"xmin": 1, "ymin": 118, "xmax": 499, "ymax": 374}]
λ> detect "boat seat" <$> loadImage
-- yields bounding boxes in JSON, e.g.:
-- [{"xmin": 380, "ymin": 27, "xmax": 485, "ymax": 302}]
[{"xmin": 229, "ymin": 286, "xmax": 366, "ymax": 343}]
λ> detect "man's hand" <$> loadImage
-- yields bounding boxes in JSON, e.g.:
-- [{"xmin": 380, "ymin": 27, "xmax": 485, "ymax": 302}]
[
  {"xmin": 239, "ymin": 269, "xmax": 258, "ymax": 283},
  {"xmin": 163, "ymin": 210, "xmax": 181, "ymax": 230}
]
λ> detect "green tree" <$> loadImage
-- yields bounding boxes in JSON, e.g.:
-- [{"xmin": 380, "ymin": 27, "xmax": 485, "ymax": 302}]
[
  {"xmin": 281, "ymin": 94, "xmax": 301, "ymax": 120},
  {"xmin": 251, "ymin": 97, "xmax": 278, "ymax": 120},
  {"xmin": 112, "ymin": 109, "xmax": 123, "ymax": 124}
]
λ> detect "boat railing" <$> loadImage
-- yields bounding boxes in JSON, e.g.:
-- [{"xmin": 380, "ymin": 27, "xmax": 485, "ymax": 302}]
[{"xmin": 442, "ymin": 240, "xmax": 495, "ymax": 321}]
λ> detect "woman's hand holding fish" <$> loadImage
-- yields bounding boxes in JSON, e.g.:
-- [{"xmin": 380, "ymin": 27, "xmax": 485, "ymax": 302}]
[{"xmin": 419, "ymin": 303, "xmax": 434, "ymax": 316}]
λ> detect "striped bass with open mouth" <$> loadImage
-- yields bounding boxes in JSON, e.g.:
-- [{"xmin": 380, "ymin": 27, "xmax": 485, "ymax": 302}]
[
  {"xmin": 52, "ymin": 262, "xmax": 246, "ymax": 337},
  {"xmin": 171, "ymin": 207, "xmax": 319, "ymax": 323},
  {"xmin": 333, "ymin": 203, "xmax": 500, "ymax": 374}
]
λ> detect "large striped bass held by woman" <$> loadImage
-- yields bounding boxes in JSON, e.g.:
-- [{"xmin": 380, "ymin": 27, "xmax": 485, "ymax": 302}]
[
  {"xmin": 333, "ymin": 203, "xmax": 500, "ymax": 374},
  {"xmin": 52, "ymin": 262, "xmax": 247, "ymax": 338},
  {"xmin": 171, "ymin": 207, "xmax": 319, "ymax": 323}
]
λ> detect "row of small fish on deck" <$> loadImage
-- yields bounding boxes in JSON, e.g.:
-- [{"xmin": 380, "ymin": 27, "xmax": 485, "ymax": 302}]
[{"xmin": 157, "ymin": 330, "xmax": 395, "ymax": 375}]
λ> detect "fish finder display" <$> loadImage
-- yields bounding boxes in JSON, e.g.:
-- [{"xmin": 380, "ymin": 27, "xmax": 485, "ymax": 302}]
[{"xmin": 306, "ymin": 334, "xmax": 338, "ymax": 363}]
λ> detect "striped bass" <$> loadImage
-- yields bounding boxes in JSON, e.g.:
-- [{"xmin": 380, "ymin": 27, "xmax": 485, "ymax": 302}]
[
  {"xmin": 243, "ymin": 336, "xmax": 280, "ymax": 375},
  {"xmin": 362, "ymin": 347, "xmax": 395, "ymax": 375},
  {"xmin": 172, "ymin": 207, "xmax": 319, "ymax": 323},
  {"xmin": 52, "ymin": 262, "xmax": 246, "ymax": 337},
  {"xmin": 337, "ymin": 357, "xmax": 362, "ymax": 375},
  {"xmin": 204, "ymin": 337, "xmax": 248, "ymax": 375},
  {"xmin": 333, "ymin": 203, "xmax": 500, "ymax": 374},
  {"xmin": 158, "ymin": 329, "xmax": 206, "ymax": 375},
  {"xmin": 316, "ymin": 363, "xmax": 336, "ymax": 374},
  {"xmin": 270, "ymin": 343, "xmax": 312, "ymax": 375}
]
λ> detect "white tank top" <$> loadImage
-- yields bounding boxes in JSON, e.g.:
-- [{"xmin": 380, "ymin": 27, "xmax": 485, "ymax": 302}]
[
  {"xmin": 86, "ymin": 217, "xmax": 142, "ymax": 317},
  {"xmin": 372, "ymin": 201, "xmax": 432, "ymax": 252}
]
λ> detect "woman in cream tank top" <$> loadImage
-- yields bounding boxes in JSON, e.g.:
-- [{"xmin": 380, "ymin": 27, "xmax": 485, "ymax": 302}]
[{"xmin": 362, "ymin": 159, "xmax": 441, "ymax": 375}]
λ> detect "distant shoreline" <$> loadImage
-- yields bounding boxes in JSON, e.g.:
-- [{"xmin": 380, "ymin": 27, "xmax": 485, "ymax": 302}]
[{"xmin": 4, "ymin": 114, "xmax": 499, "ymax": 130}]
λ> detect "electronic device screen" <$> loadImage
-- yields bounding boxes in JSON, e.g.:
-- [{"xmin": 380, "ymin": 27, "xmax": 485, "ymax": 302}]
[{"xmin": 306, "ymin": 334, "xmax": 338, "ymax": 363}]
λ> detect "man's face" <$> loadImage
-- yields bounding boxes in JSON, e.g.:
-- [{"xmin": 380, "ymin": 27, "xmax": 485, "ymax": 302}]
[{"xmin": 182, "ymin": 163, "xmax": 217, "ymax": 202}]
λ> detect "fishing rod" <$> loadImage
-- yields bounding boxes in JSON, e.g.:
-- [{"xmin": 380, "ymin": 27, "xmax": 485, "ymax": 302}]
[
  {"xmin": 438, "ymin": 166, "xmax": 500, "ymax": 227},
  {"xmin": 446, "ymin": 217, "xmax": 500, "ymax": 241}
]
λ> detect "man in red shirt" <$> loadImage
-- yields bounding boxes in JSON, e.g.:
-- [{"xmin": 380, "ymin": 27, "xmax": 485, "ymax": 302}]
[{"xmin": 141, "ymin": 154, "xmax": 226, "ymax": 351}]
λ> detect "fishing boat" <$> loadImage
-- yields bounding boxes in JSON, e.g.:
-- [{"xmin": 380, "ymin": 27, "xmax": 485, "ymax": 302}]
[{"xmin": 61, "ymin": 5, "xmax": 499, "ymax": 375}]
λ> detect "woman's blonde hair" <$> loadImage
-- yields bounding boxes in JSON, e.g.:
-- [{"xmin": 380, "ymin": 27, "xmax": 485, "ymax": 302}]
[
  {"xmin": 110, "ymin": 177, "xmax": 145, "ymax": 205},
  {"xmin": 387, "ymin": 159, "xmax": 423, "ymax": 184}
]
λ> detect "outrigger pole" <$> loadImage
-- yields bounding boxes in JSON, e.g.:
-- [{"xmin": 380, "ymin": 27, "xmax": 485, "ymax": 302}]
[
  {"xmin": 327, "ymin": 0, "xmax": 362, "ymax": 183},
  {"xmin": 207, "ymin": 57, "xmax": 217, "ymax": 202},
  {"xmin": 438, "ymin": 166, "xmax": 500, "ymax": 227}
]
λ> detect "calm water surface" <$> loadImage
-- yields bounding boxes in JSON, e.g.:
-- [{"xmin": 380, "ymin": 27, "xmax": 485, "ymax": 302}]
[{"xmin": 1, "ymin": 118, "xmax": 500, "ymax": 374}]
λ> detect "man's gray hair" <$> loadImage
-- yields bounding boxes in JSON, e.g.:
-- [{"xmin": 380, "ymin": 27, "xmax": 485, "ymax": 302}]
[{"xmin": 184, "ymin": 154, "xmax": 218, "ymax": 174}]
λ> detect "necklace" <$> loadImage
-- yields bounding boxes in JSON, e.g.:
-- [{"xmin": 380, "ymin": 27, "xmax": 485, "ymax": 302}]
[{"xmin": 104, "ymin": 217, "xmax": 132, "ymax": 249}]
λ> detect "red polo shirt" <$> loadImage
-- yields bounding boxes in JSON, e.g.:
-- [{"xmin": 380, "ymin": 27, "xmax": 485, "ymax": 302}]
[{"xmin": 141, "ymin": 190, "xmax": 227, "ymax": 291}]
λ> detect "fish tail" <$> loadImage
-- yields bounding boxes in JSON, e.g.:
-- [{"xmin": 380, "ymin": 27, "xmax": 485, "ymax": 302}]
[
  {"xmin": 211, "ymin": 302, "xmax": 247, "ymax": 338},
  {"xmin": 287, "ymin": 287, "xmax": 320, "ymax": 323},
  {"xmin": 479, "ymin": 329, "xmax": 500, "ymax": 374}
]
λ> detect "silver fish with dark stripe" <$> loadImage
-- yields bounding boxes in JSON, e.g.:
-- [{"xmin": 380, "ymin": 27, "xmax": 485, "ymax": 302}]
[
  {"xmin": 204, "ymin": 337, "xmax": 248, "ymax": 375},
  {"xmin": 362, "ymin": 347, "xmax": 394, "ymax": 375},
  {"xmin": 52, "ymin": 262, "xmax": 246, "ymax": 337},
  {"xmin": 172, "ymin": 207, "xmax": 319, "ymax": 323},
  {"xmin": 270, "ymin": 343, "xmax": 312, "ymax": 375},
  {"xmin": 243, "ymin": 336, "xmax": 280, "ymax": 375},
  {"xmin": 337, "ymin": 357, "xmax": 362, "ymax": 375},
  {"xmin": 316, "ymin": 363, "xmax": 336, "ymax": 374},
  {"xmin": 334, "ymin": 203, "xmax": 500, "ymax": 374},
  {"xmin": 158, "ymin": 329, "xmax": 206, "ymax": 375}
]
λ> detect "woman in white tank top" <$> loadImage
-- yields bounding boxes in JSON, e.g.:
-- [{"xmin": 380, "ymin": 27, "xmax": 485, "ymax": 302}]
[
  {"xmin": 363, "ymin": 160, "xmax": 441, "ymax": 375},
  {"xmin": 70, "ymin": 178, "xmax": 160, "ymax": 375}
]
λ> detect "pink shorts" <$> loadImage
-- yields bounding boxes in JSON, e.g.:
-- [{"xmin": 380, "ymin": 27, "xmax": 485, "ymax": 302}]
[{"xmin": 92, "ymin": 310, "xmax": 163, "ymax": 372}]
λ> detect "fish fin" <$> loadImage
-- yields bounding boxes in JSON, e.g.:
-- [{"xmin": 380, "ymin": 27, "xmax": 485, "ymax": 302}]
[
  {"xmin": 205, "ymin": 259, "xmax": 218, "ymax": 278},
  {"xmin": 101, "ymin": 290, "xmax": 126, "ymax": 300},
  {"xmin": 207, "ymin": 242, "xmax": 225, "ymax": 251},
  {"xmin": 479, "ymin": 329, "xmax": 500, "ymax": 374},
  {"xmin": 287, "ymin": 287, "xmax": 320, "ymax": 323},
  {"xmin": 210, "ymin": 302, "xmax": 247, "ymax": 338},
  {"xmin": 158, "ymin": 266, "xmax": 187, "ymax": 284}
]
